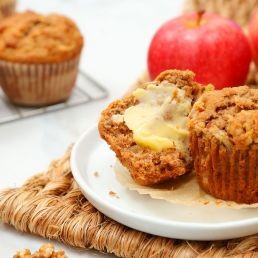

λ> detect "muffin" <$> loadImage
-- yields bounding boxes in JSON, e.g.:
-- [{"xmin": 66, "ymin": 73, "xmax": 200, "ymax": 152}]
[
  {"xmin": 189, "ymin": 86, "xmax": 258, "ymax": 204},
  {"xmin": 0, "ymin": 11, "xmax": 83, "ymax": 106},
  {"xmin": 99, "ymin": 70, "xmax": 205, "ymax": 186},
  {"xmin": 0, "ymin": 0, "xmax": 16, "ymax": 20}
]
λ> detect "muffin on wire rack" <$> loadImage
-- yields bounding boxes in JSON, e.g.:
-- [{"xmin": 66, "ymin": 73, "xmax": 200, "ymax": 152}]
[
  {"xmin": 189, "ymin": 86, "xmax": 258, "ymax": 204},
  {"xmin": 0, "ymin": 11, "xmax": 83, "ymax": 106}
]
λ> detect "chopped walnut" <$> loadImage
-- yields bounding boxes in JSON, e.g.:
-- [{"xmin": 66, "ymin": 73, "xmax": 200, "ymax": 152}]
[
  {"xmin": 172, "ymin": 88, "xmax": 181, "ymax": 103},
  {"xmin": 14, "ymin": 244, "xmax": 67, "ymax": 258}
]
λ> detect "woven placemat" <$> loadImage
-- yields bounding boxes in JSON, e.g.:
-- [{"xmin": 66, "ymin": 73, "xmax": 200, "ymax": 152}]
[
  {"xmin": 0, "ymin": 147, "xmax": 257, "ymax": 258},
  {"xmin": 184, "ymin": 0, "xmax": 258, "ymax": 28}
]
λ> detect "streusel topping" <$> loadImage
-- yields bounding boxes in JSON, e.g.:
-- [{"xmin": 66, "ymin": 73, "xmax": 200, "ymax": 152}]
[
  {"xmin": 189, "ymin": 86, "xmax": 258, "ymax": 149},
  {"xmin": 0, "ymin": 11, "xmax": 83, "ymax": 63}
]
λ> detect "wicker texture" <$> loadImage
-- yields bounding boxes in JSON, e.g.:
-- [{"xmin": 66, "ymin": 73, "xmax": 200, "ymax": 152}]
[
  {"xmin": 184, "ymin": 0, "xmax": 258, "ymax": 28},
  {"xmin": 0, "ymin": 148, "xmax": 258, "ymax": 257}
]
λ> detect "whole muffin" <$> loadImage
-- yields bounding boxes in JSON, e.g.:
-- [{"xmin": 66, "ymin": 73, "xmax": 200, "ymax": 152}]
[
  {"xmin": 189, "ymin": 86, "xmax": 258, "ymax": 204},
  {"xmin": 0, "ymin": 11, "xmax": 83, "ymax": 106}
]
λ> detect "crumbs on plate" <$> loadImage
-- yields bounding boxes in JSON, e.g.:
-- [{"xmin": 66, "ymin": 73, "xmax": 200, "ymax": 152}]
[
  {"xmin": 13, "ymin": 244, "xmax": 67, "ymax": 258},
  {"xmin": 109, "ymin": 191, "xmax": 119, "ymax": 199},
  {"xmin": 93, "ymin": 171, "xmax": 100, "ymax": 177}
]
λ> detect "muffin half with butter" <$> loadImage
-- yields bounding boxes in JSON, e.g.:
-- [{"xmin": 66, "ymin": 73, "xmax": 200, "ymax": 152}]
[
  {"xmin": 99, "ymin": 70, "xmax": 205, "ymax": 186},
  {"xmin": 0, "ymin": 11, "xmax": 83, "ymax": 106}
]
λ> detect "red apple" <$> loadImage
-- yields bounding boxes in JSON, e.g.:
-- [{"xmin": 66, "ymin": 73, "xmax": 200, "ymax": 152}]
[
  {"xmin": 148, "ymin": 12, "xmax": 251, "ymax": 89},
  {"xmin": 248, "ymin": 9, "xmax": 258, "ymax": 67}
]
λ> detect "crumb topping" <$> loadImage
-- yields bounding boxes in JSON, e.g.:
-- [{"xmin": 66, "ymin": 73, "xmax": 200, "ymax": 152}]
[
  {"xmin": 0, "ymin": 11, "xmax": 83, "ymax": 63},
  {"xmin": 189, "ymin": 86, "xmax": 258, "ymax": 149},
  {"xmin": 14, "ymin": 244, "xmax": 67, "ymax": 258}
]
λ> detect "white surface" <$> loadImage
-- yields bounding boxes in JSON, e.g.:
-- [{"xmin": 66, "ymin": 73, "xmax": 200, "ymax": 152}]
[
  {"xmin": 0, "ymin": 0, "xmax": 185, "ymax": 256},
  {"xmin": 71, "ymin": 125, "xmax": 258, "ymax": 241}
]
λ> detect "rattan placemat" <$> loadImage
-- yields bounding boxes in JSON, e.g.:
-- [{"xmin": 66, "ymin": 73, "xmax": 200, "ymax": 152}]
[
  {"xmin": 184, "ymin": 0, "xmax": 258, "ymax": 28},
  {"xmin": 0, "ymin": 147, "xmax": 257, "ymax": 258}
]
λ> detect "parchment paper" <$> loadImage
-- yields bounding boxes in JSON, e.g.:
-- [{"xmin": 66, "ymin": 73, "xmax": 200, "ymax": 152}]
[{"xmin": 114, "ymin": 160, "xmax": 258, "ymax": 209}]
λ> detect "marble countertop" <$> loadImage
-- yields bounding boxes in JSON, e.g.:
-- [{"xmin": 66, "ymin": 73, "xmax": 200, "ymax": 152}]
[{"xmin": 0, "ymin": 0, "xmax": 183, "ymax": 256}]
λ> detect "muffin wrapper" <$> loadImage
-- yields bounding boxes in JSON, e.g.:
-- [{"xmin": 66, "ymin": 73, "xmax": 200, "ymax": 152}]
[
  {"xmin": 115, "ymin": 159, "xmax": 258, "ymax": 208},
  {"xmin": 190, "ymin": 131, "xmax": 258, "ymax": 204},
  {"xmin": 0, "ymin": 55, "xmax": 81, "ymax": 106},
  {"xmin": 0, "ymin": 0, "xmax": 16, "ymax": 19}
]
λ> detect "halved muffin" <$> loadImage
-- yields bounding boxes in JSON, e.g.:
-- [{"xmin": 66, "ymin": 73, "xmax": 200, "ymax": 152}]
[
  {"xmin": 189, "ymin": 86, "xmax": 258, "ymax": 204},
  {"xmin": 99, "ymin": 70, "xmax": 205, "ymax": 186}
]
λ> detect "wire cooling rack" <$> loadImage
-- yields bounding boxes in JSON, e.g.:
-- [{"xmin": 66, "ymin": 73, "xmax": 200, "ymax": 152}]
[{"xmin": 0, "ymin": 70, "xmax": 108, "ymax": 125}]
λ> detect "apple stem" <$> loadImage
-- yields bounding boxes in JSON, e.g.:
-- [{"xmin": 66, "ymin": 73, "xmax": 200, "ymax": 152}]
[{"xmin": 196, "ymin": 10, "xmax": 205, "ymax": 26}]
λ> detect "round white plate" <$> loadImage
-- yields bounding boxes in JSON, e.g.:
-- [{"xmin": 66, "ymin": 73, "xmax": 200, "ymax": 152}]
[{"xmin": 71, "ymin": 125, "xmax": 258, "ymax": 241}]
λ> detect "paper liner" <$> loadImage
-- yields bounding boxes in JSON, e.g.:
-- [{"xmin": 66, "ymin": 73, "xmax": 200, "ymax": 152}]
[
  {"xmin": 114, "ymin": 159, "xmax": 258, "ymax": 209},
  {"xmin": 0, "ymin": 55, "xmax": 80, "ymax": 106},
  {"xmin": 0, "ymin": 0, "xmax": 16, "ymax": 19},
  {"xmin": 190, "ymin": 132, "xmax": 258, "ymax": 204}
]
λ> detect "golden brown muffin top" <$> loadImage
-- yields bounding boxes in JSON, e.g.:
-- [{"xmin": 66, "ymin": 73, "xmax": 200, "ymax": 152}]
[
  {"xmin": 0, "ymin": 11, "xmax": 83, "ymax": 63},
  {"xmin": 189, "ymin": 86, "xmax": 258, "ymax": 149}
]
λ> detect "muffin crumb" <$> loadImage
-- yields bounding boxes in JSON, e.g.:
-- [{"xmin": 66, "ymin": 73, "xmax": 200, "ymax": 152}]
[
  {"xmin": 109, "ymin": 191, "xmax": 119, "ymax": 199},
  {"xmin": 13, "ymin": 244, "xmax": 67, "ymax": 258},
  {"xmin": 93, "ymin": 171, "xmax": 99, "ymax": 177}
]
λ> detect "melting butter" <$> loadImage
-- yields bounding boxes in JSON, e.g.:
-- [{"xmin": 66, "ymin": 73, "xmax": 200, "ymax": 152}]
[{"xmin": 123, "ymin": 81, "xmax": 192, "ymax": 154}]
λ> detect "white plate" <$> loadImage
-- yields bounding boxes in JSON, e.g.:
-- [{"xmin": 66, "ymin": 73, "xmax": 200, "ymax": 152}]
[{"xmin": 71, "ymin": 125, "xmax": 258, "ymax": 241}]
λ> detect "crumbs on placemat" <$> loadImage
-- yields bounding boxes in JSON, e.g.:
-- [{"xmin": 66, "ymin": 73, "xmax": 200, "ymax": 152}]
[{"xmin": 13, "ymin": 244, "xmax": 67, "ymax": 258}]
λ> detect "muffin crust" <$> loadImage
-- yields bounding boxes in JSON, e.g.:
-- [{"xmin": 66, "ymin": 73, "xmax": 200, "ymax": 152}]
[
  {"xmin": 189, "ymin": 86, "xmax": 258, "ymax": 204},
  {"xmin": 0, "ymin": 11, "xmax": 83, "ymax": 63}
]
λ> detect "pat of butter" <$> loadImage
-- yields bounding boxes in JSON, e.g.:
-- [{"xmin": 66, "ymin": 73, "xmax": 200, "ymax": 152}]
[{"xmin": 123, "ymin": 81, "xmax": 191, "ymax": 154}]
